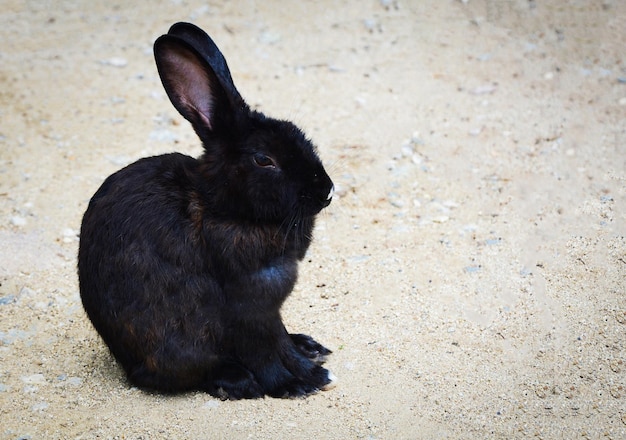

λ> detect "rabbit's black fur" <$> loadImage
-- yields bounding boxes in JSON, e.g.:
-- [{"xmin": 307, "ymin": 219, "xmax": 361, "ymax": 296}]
[{"xmin": 78, "ymin": 22, "xmax": 335, "ymax": 399}]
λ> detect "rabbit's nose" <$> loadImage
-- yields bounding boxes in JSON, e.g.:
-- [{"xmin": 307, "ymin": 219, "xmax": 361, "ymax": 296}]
[
  {"xmin": 326, "ymin": 185, "xmax": 334, "ymax": 201},
  {"xmin": 319, "ymin": 185, "xmax": 333, "ymax": 209}
]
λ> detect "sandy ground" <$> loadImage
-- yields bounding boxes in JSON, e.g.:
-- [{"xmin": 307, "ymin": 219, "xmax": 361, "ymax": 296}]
[{"xmin": 1, "ymin": 0, "xmax": 625, "ymax": 438}]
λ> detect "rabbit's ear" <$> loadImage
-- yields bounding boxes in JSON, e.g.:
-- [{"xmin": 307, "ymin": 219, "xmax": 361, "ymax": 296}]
[
  {"xmin": 154, "ymin": 35, "xmax": 245, "ymax": 133},
  {"xmin": 166, "ymin": 22, "xmax": 243, "ymax": 106}
]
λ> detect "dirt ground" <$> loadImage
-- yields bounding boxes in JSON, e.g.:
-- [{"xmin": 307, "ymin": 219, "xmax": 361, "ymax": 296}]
[{"xmin": 1, "ymin": 0, "xmax": 625, "ymax": 438}]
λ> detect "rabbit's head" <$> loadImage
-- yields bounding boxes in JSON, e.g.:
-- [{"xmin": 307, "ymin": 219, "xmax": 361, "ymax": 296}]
[{"xmin": 154, "ymin": 23, "xmax": 333, "ymax": 224}]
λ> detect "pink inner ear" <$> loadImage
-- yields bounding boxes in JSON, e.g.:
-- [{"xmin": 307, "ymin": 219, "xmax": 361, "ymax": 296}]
[{"xmin": 162, "ymin": 47, "xmax": 216, "ymax": 129}]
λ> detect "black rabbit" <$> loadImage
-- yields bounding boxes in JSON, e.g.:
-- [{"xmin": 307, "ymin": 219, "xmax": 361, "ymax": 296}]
[{"xmin": 78, "ymin": 22, "xmax": 335, "ymax": 399}]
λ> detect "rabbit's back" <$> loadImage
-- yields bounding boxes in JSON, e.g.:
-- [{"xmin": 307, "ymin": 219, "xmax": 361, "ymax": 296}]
[{"xmin": 79, "ymin": 154, "xmax": 226, "ymax": 384}]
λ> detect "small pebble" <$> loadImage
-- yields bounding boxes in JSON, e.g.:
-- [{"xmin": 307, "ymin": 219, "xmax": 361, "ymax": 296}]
[
  {"xmin": 610, "ymin": 359, "xmax": 623, "ymax": 373},
  {"xmin": 348, "ymin": 255, "xmax": 369, "ymax": 264},
  {"xmin": 0, "ymin": 329, "xmax": 28, "ymax": 345},
  {"xmin": 149, "ymin": 128, "xmax": 179, "ymax": 143},
  {"xmin": 0, "ymin": 295, "xmax": 15, "ymax": 305},
  {"xmin": 106, "ymin": 155, "xmax": 131, "ymax": 166},
  {"xmin": 470, "ymin": 84, "xmax": 497, "ymax": 95},
  {"xmin": 401, "ymin": 145, "xmax": 414, "ymax": 157},
  {"xmin": 62, "ymin": 228, "xmax": 78, "ymax": 243},
  {"xmin": 31, "ymin": 402, "xmax": 49, "ymax": 411},
  {"xmin": 410, "ymin": 131, "xmax": 424, "ymax": 145},
  {"xmin": 535, "ymin": 386, "xmax": 547, "ymax": 398},
  {"xmin": 204, "ymin": 400, "xmax": 220, "ymax": 409},
  {"xmin": 387, "ymin": 193, "xmax": 405, "ymax": 208},
  {"xmin": 354, "ymin": 96, "xmax": 367, "ymax": 107},
  {"xmin": 609, "ymin": 386, "xmax": 622, "ymax": 399},
  {"xmin": 485, "ymin": 238, "xmax": 501, "ymax": 246},
  {"xmin": 21, "ymin": 374, "xmax": 46, "ymax": 384},
  {"xmin": 10, "ymin": 216, "xmax": 27, "ymax": 226},
  {"xmin": 258, "ymin": 31, "xmax": 281, "ymax": 45},
  {"xmin": 389, "ymin": 199, "xmax": 405, "ymax": 208},
  {"xmin": 190, "ymin": 4, "xmax": 210, "ymax": 19},
  {"xmin": 102, "ymin": 57, "xmax": 128, "ymax": 67},
  {"xmin": 363, "ymin": 18, "xmax": 381, "ymax": 33},
  {"xmin": 411, "ymin": 154, "xmax": 423, "ymax": 165},
  {"xmin": 67, "ymin": 377, "xmax": 83, "ymax": 386}
]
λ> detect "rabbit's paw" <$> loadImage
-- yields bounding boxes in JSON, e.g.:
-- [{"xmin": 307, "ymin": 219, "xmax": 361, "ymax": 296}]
[
  {"xmin": 211, "ymin": 361, "xmax": 264, "ymax": 400},
  {"xmin": 266, "ymin": 364, "xmax": 335, "ymax": 398},
  {"xmin": 290, "ymin": 333, "xmax": 331, "ymax": 365}
]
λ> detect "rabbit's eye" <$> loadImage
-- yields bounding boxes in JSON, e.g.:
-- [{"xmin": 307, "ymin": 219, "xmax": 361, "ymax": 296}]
[{"xmin": 253, "ymin": 153, "xmax": 278, "ymax": 169}]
